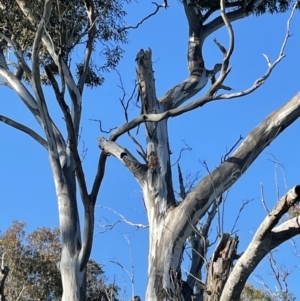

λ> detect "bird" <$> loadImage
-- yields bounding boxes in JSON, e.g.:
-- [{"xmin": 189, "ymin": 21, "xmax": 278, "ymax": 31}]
[{"xmin": 135, "ymin": 49, "xmax": 145, "ymax": 64}]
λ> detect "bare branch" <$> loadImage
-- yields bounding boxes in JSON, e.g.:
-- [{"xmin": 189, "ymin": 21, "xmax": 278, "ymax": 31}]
[
  {"xmin": 172, "ymin": 141, "xmax": 192, "ymax": 166},
  {"xmin": 77, "ymin": 0, "xmax": 96, "ymax": 94},
  {"xmin": 221, "ymin": 135, "xmax": 243, "ymax": 162},
  {"xmin": 203, "ymin": 1, "xmax": 243, "ymax": 23},
  {"xmin": 0, "ymin": 115, "xmax": 48, "ymax": 149},
  {"xmin": 30, "ymin": 0, "xmax": 65, "ymax": 185},
  {"xmin": 207, "ymin": 0, "xmax": 234, "ymax": 97},
  {"xmin": 98, "ymin": 206, "xmax": 148, "ymax": 229},
  {"xmin": 177, "ymin": 163, "xmax": 186, "ymax": 200},
  {"xmin": 260, "ymin": 183, "xmax": 270, "ymax": 213},
  {"xmin": 98, "ymin": 138, "xmax": 147, "ymax": 183},
  {"xmin": 119, "ymin": 2, "xmax": 166, "ymax": 33},
  {"xmin": 203, "ymin": 0, "xmax": 265, "ymax": 39},
  {"xmin": 0, "ymin": 67, "xmax": 38, "ymax": 112},
  {"xmin": 44, "ymin": 64, "xmax": 92, "ymax": 271},
  {"xmin": 220, "ymin": 185, "xmax": 300, "ymax": 301},
  {"xmin": 215, "ymin": 0, "xmax": 297, "ymax": 100},
  {"xmin": 164, "ymin": 91, "xmax": 300, "ymax": 265},
  {"xmin": 230, "ymin": 198, "xmax": 252, "ymax": 234},
  {"xmin": 90, "ymin": 119, "xmax": 117, "ymax": 134}
]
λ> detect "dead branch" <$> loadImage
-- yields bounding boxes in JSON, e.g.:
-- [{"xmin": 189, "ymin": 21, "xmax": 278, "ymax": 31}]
[
  {"xmin": 220, "ymin": 185, "xmax": 300, "ymax": 301},
  {"xmin": 119, "ymin": 2, "xmax": 167, "ymax": 33},
  {"xmin": 97, "ymin": 206, "xmax": 148, "ymax": 230},
  {"xmin": 230, "ymin": 198, "xmax": 252, "ymax": 234},
  {"xmin": 221, "ymin": 135, "xmax": 243, "ymax": 163},
  {"xmin": 90, "ymin": 119, "xmax": 117, "ymax": 134},
  {"xmin": 172, "ymin": 141, "xmax": 192, "ymax": 166},
  {"xmin": 215, "ymin": 0, "xmax": 297, "ymax": 100},
  {"xmin": 98, "ymin": 138, "xmax": 147, "ymax": 183}
]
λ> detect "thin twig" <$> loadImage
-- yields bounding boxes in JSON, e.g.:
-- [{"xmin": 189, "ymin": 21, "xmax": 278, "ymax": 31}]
[
  {"xmin": 172, "ymin": 140, "xmax": 192, "ymax": 166},
  {"xmin": 230, "ymin": 198, "xmax": 252, "ymax": 234},
  {"xmin": 118, "ymin": 2, "xmax": 167, "ymax": 33},
  {"xmin": 260, "ymin": 183, "xmax": 270, "ymax": 213},
  {"xmin": 90, "ymin": 119, "xmax": 117, "ymax": 133}
]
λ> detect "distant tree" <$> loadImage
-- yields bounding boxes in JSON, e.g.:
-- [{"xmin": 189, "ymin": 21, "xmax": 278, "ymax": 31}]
[
  {"xmin": 240, "ymin": 284, "xmax": 274, "ymax": 301},
  {"xmin": 0, "ymin": 0, "xmax": 300, "ymax": 300},
  {"xmin": 240, "ymin": 283, "xmax": 296, "ymax": 301},
  {"xmin": 0, "ymin": 221, "xmax": 119, "ymax": 301}
]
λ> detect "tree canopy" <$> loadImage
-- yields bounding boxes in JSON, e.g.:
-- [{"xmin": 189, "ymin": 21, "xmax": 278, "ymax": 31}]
[
  {"xmin": 0, "ymin": 221, "xmax": 119, "ymax": 301},
  {"xmin": 0, "ymin": 0, "xmax": 129, "ymax": 86}
]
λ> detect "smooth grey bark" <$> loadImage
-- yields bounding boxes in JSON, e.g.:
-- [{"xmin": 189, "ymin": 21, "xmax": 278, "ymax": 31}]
[
  {"xmin": 99, "ymin": 44, "xmax": 300, "ymax": 300},
  {"xmin": 98, "ymin": 3, "xmax": 300, "ymax": 293},
  {"xmin": 0, "ymin": 0, "xmax": 98, "ymax": 300},
  {"xmin": 1, "ymin": 0, "xmax": 299, "ymax": 300},
  {"xmin": 220, "ymin": 186, "xmax": 300, "ymax": 301}
]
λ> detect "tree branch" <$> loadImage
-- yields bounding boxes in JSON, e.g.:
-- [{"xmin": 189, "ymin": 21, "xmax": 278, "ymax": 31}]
[
  {"xmin": 98, "ymin": 138, "xmax": 147, "ymax": 184},
  {"xmin": 0, "ymin": 66, "xmax": 38, "ymax": 112},
  {"xmin": 203, "ymin": 0, "xmax": 265, "ymax": 39},
  {"xmin": 167, "ymin": 91, "xmax": 300, "ymax": 255},
  {"xmin": 44, "ymin": 65, "xmax": 92, "ymax": 271},
  {"xmin": 78, "ymin": 0, "xmax": 96, "ymax": 94},
  {"xmin": 220, "ymin": 185, "xmax": 300, "ymax": 301},
  {"xmin": 30, "ymin": 0, "xmax": 65, "ymax": 184},
  {"xmin": 31, "ymin": 0, "xmax": 55, "ymax": 145},
  {"xmin": 203, "ymin": 1, "xmax": 243, "ymax": 23},
  {"xmin": 0, "ymin": 61, "xmax": 66, "ymax": 169},
  {"xmin": 118, "ymin": 2, "xmax": 166, "ymax": 33},
  {"xmin": 76, "ymin": 0, "xmax": 97, "ymax": 143},
  {"xmin": 16, "ymin": 0, "xmax": 83, "ymax": 141},
  {"xmin": 0, "ymin": 32, "xmax": 32, "ymax": 80},
  {"xmin": 0, "ymin": 115, "xmax": 48, "ymax": 149}
]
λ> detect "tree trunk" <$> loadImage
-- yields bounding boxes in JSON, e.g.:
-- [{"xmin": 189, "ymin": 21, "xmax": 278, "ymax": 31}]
[
  {"xmin": 55, "ymin": 171, "xmax": 86, "ymax": 301},
  {"xmin": 137, "ymin": 49, "xmax": 190, "ymax": 301},
  {"xmin": 60, "ymin": 258, "xmax": 86, "ymax": 301},
  {"xmin": 203, "ymin": 234, "xmax": 238, "ymax": 301}
]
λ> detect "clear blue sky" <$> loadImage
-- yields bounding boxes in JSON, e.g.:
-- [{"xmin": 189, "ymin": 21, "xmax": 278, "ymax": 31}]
[{"xmin": 1, "ymin": 1, "xmax": 300, "ymax": 299}]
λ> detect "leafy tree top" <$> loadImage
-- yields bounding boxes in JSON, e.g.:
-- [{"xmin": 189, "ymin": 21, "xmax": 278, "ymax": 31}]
[
  {"xmin": 0, "ymin": 0, "xmax": 130, "ymax": 87},
  {"xmin": 194, "ymin": 0, "xmax": 297, "ymax": 14}
]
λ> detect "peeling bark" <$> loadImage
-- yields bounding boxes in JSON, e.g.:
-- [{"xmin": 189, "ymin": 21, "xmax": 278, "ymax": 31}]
[{"xmin": 204, "ymin": 234, "xmax": 238, "ymax": 301}]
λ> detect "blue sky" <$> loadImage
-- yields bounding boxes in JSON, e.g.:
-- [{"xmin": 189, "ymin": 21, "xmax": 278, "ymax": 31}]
[{"xmin": 1, "ymin": 1, "xmax": 300, "ymax": 299}]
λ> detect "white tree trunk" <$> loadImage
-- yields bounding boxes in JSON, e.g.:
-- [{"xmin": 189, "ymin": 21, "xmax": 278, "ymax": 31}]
[{"xmin": 55, "ymin": 179, "xmax": 86, "ymax": 301}]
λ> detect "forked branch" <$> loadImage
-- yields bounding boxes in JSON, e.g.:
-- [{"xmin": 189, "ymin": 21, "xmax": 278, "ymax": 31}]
[
  {"xmin": 98, "ymin": 138, "xmax": 147, "ymax": 184},
  {"xmin": 220, "ymin": 186, "xmax": 300, "ymax": 301},
  {"xmin": 168, "ymin": 91, "xmax": 300, "ymax": 252}
]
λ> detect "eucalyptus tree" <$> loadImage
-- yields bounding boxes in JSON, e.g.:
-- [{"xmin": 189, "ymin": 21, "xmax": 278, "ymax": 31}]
[
  {"xmin": 0, "ymin": 0, "xmax": 300, "ymax": 301},
  {"xmin": 0, "ymin": 0, "xmax": 128, "ymax": 300},
  {"xmin": 98, "ymin": 1, "xmax": 300, "ymax": 301}
]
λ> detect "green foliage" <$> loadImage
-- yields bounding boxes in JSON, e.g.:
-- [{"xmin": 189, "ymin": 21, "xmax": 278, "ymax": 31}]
[
  {"xmin": 0, "ymin": 221, "xmax": 120, "ymax": 301},
  {"xmin": 0, "ymin": 0, "xmax": 129, "ymax": 86},
  {"xmin": 240, "ymin": 284, "xmax": 274, "ymax": 301},
  {"xmin": 192, "ymin": 0, "xmax": 298, "ymax": 15},
  {"xmin": 240, "ymin": 283, "xmax": 296, "ymax": 301}
]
